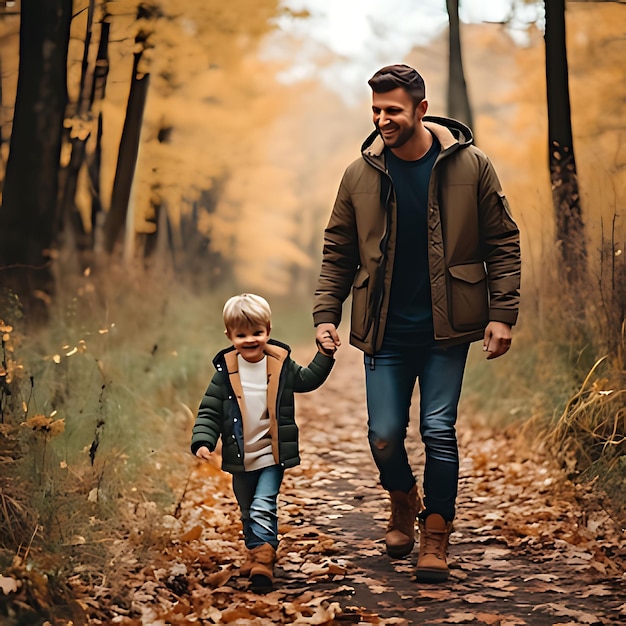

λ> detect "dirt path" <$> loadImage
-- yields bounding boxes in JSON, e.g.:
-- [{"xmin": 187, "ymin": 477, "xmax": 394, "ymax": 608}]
[{"xmin": 96, "ymin": 343, "xmax": 625, "ymax": 625}]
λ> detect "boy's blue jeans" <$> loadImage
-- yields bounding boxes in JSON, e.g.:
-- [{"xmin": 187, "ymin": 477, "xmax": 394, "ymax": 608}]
[
  {"xmin": 232, "ymin": 464, "xmax": 284, "ymax": 549},
  {"xmin": 364, "ymin": 343, "xmax": 469, "ymax": 522}
]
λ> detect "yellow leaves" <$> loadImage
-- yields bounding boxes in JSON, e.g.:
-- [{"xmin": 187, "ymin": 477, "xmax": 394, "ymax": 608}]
[
  {"xmin": 445, "ymin": 612, "xmax": 480, "ymax": 624},
  {"xmin": 417, "ymin": 588, "xmax": 450, "ymax": 601},
  {"xmin": 179, "ymin": 524, "xmax": 203, "ymax": 542},
  {"xmin": 463, "ymin": 593, "xmax": 494, "ymax": 604},
  {"xmin": 0, "ymin": 320, "xmax": 20, "ymax": 385},
  {"xmin": 50, "ymin": 338, "xmax": 88, "ymax": 364},
  {"xmin": 204, "ymin": 568, "xmax": 233, "ymax": 588},
  {"xmin": 66, "ymin": 535, "xmax": 87, "ymax": 546},
  {"xmin": 533, "ymin": 603, "xmax": 601, "ymax": 624},
  {"xmin": 63, "ymin": 115, "xmax": 93, "ymax": 141},
  {"xmin": 21, "ymin": 414, "xmax": 65, "ymax": 437}
]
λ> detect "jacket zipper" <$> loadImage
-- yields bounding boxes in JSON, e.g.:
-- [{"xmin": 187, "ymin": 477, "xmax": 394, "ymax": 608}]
[{"xmin": 367, "ymin": 154, "xmax": 394, "ymax": 355}]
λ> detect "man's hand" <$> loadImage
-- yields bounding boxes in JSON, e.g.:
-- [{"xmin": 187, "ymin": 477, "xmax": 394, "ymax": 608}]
[
  {"xmin": 483, "ymin": 321, "xmax": 512, "ymax": 360},
  {"xmin": 316, "ymin": 323, "xmax": 341, "ymax": 354},
  {"xmin": 195, "ymin": 446, "xmax": 211, "ymax": 460}
]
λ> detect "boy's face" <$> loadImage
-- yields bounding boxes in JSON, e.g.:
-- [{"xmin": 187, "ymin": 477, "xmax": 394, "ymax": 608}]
[{"xmin": 226, "ymin": 323, "xmax": 270, "ymax": 363}]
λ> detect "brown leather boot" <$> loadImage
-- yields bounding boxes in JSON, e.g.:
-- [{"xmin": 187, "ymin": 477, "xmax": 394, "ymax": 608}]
[
  {"xmin": 248, "ymin": 543, "xmax": 276, "ymax": 594},
  {"xmin": 385, "ymin": 484, "xmax": 422, "ymax": 558},
  {"xmin": 416, "ymin": 513, "xmax": 452, "ymax": 583}
]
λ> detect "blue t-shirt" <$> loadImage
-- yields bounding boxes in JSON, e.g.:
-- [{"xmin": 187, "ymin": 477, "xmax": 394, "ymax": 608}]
[{"xmin": 381, "ymin": 135, "xmax": 439, "ymax": 351}]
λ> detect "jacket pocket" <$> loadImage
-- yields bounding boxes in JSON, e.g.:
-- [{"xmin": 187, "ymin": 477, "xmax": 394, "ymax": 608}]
[
  {"xmin": 447, "ymin": 262, "xmax": 489, "ymax": 332},
  {"xmin": 350, "ymin": 267, "xmax": 372, "ymax": 341},
  {"xmin": 497, "ymin": 191, "xmax": 516, "ymax": 223}
]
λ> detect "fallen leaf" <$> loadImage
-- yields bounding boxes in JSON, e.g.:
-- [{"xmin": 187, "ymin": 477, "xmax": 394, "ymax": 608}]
[
  {"xmin": 0, "ymin": 576, "xmax": 18, "ymax": 595},
  {"xmin": 179, "ymin": 525, "xmax": 203, "ymax": 542},
  {"xmin": 463, "ymin": 594, "xmax": 494, "ymax": 604},
  {"xmin": 445, "ymin": 611, "xmax": 477, "ymax": 623}
]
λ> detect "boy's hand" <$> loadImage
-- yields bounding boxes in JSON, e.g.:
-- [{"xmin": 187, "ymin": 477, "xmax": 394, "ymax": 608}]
[
  {"xmin": 316, "ymin": 336, "xmax": 337, "ymax": 356},
  {"xmin": 195, "ymin": 446, "xmax": 212, "ymax": 460},
  {"xmin": 316, "ymin": 323, "xmax": 340, "ymax": 355}
]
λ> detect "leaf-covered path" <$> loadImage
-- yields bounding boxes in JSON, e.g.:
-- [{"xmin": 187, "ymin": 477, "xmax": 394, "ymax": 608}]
[{"xmin": 104, "ymin": 344, "xmax": 624, "ymax": 625}]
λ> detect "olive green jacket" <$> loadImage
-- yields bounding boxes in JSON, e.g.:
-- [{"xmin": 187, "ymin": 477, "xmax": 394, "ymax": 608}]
[
  {"xmin": 191, "ymin": 339, "xmax": 334, "ymax": 473},
  {"xmin": 313, "ymin": 116, "xmax": 521, "ymax": 354}
]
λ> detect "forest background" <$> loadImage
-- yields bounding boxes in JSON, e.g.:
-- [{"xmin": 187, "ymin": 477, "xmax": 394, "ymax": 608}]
[{"xmin": 0, "ymin": 0, "xmax": 624, "ymax": 619}]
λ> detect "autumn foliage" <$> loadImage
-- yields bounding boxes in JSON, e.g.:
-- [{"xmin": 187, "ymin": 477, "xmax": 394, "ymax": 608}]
[{"xmin": 0, "ymin": 0, "xmax": 625, "ymax": 623}]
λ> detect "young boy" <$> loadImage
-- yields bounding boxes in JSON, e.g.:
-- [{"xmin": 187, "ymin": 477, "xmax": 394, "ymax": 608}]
[{"xmin": 191, "ymin": 293, "xmax": 336, "ymax": 594}]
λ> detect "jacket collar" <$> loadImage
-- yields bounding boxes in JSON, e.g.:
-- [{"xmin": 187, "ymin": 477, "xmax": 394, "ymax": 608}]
[
  {"xmin": 361, "ymin": 115, "xmax": 473, "ymax": 161},
  {"xmin": 214, "ymin": 339, "xmax": 290, "ymax": 372}
]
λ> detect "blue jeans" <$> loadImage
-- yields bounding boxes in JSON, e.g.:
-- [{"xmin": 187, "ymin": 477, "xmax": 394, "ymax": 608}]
[
  {"xmin": 364, "ymin": 343, "xmax": 469, "ymax": 522},
  {"xmin": 232, "ymin": 464, "xmax": 284, "ymax": 549}
]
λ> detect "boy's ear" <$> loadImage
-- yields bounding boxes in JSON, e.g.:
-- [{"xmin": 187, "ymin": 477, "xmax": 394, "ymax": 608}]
[{"xmin": 224, "ymin": 328, "xmax": 231, "ymax": 339}]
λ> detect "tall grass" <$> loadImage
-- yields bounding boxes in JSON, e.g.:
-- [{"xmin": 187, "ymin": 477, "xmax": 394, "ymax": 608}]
[{"xmin": 462, "ymin": 229, "xmax": 625, "ymax": 522}]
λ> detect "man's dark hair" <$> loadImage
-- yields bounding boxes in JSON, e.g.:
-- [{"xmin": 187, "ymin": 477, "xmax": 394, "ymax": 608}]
[{"xmin": 368, "ymin": 64, "xmax": 426, "ymax": 107}]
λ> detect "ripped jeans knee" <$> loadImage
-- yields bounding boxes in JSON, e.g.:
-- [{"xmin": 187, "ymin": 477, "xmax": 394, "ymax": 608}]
[
  {"xmin": 369, "ymin": 434, "xmax": 395, "ymax": 461},
  {"xmin": 374, "ymin": 437, "xmax": 389, "ymax": 450}
]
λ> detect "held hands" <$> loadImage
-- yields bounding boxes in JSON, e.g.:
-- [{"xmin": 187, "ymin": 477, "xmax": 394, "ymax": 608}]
[
  {"xmin": 316, "ymin": 323, "xmax": 341, "ymax": 356},
  {"xmin": 195, "ymin": 446, "xmax": 212, "ymax": 460},
  {"xmin": 483, "ymin": 321, "xmax": 513, "ymax": 360}
]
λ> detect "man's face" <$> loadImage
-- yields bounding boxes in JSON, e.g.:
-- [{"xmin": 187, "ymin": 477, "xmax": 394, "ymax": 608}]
[
  {"xmin": 226, "ymin": 323, "xmax": 270, "ymax": 363},
  {"xmin": 372, "ymin": 87, "xmax": 423, "ymax": 149}
]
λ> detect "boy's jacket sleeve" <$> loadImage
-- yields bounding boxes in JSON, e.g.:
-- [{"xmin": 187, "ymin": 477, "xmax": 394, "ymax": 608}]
[
  {"xmin": 290, "ymin": 351, "xmax": 335, "ymax": 393},
  {"xmin": 190, "ymin": 372, "xmax": 226, "ymax": 455}
]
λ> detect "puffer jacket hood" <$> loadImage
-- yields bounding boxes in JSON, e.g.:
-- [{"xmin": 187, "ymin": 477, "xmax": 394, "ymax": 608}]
[
  {"xmin": 211, "ymin": 338, "xmax": 291, "ymax": 369},
  {"xmin": 361, "ymin": 115, "xmax": 473, "ymax": 163}
]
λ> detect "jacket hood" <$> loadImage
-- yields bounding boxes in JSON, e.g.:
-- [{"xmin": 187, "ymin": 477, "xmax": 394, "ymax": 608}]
[
  {"xmin": 212, "ymin": 338, "xmax": 291, "ymax": 369},
  {"xmin": 361, "ymin": 115, "xmax": 474, "ymax": 159}
]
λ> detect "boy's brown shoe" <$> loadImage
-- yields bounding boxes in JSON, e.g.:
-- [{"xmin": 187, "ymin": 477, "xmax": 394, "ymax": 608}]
[
  {"xmin": 416, "ymin": 513, "xmax": 452, "ymax": 583},
  {"xmin": 385, "ymin": 484, "xmax": 423, "ymax": 558},
  {"xmin": 249, "ymin": 543, "xmax": 276, "ymax": 594}
]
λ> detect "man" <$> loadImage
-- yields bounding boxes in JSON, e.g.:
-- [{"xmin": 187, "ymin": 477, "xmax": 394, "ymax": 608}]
[{"xmin": 313, "ymin": 64, "xmax": 521, "ymax": 583}]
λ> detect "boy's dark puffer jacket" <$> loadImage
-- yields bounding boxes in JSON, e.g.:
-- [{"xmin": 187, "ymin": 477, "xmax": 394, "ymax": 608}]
[{"xmin": 191, "ymin": 339, "xmax": 334, "ymax": 473}]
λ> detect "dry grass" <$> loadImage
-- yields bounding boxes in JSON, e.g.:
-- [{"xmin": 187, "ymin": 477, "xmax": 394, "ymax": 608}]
[{"xmin": 462, "ymin": 219, "xmax": 625, "ymax": 522}]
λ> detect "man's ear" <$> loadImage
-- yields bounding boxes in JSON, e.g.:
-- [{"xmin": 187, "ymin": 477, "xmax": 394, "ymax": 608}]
[{"xmin": 415, "ymin": 99, "xmax": 428, "ymax": 120}]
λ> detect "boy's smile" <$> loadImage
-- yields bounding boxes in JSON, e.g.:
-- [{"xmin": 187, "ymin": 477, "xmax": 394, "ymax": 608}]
[{"xmin": 226, "ymin": 324, "xmax": 270, "ymax": 363}]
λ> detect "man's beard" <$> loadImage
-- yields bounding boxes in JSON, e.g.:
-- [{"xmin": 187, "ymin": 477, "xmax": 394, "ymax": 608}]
[{"xmin": 379, "ymin": 124, "xmax": 415, "ymax": 149}]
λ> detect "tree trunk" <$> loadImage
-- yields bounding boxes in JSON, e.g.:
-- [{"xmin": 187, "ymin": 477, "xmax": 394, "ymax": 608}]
[
  {"xmin": 544, "ymin": 0, "xmax": 587, "ymax": 284},
  {"xmin": 446, "ymin": 0, "xmax": 474, "ymax": 133},
  {"xmin": 56, "ymin": 4, "xmax": 108, "ymax": 268},
  {"xmin": 0, "ymin": 0, "xmax": 72, "ymax": 320},
  {"xmin": 87, "ymin": 21, "xmax": 111, "ymax": 256},
  {"xmin": 103, "ymin": 51, "xmax": 150, "ymax": 255},
  {"xmin": 0, "ymin": 56, "xmax": 5, "ymax": 177}
]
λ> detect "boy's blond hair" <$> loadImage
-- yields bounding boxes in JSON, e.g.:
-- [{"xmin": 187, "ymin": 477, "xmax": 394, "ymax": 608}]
[{"xmin": 223, "ymin": 293, "xmax": 272, "ymax": 331}]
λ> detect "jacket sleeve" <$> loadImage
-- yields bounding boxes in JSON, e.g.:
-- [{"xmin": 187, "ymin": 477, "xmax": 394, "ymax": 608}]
[
  {"xmin": 290, "ymin": 352, "xmax": 335, "ymax": 393},
  {"xmin": 190, "ymin": 372, "xmax": 226, "ymax": 455},
  {"xmin": 313, "ymin": 169, "xmax": 361, "ymax": 328},
  {"xmin": 477, "ymin": 156, "xmax": 521, "ymax": 326}
]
